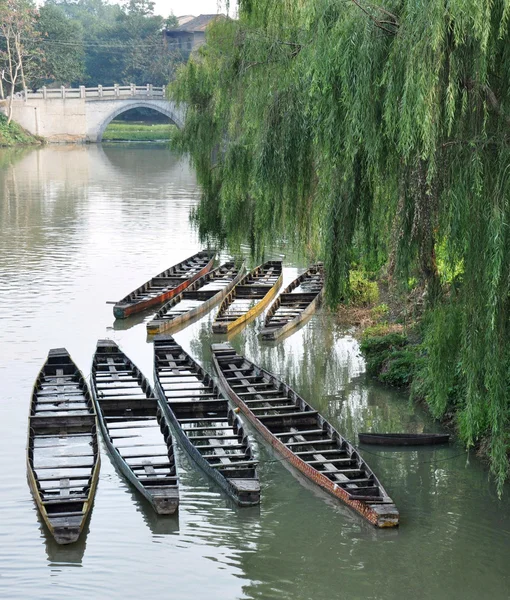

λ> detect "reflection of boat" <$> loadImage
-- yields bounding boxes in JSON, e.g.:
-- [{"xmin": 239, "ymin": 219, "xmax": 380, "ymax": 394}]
[
  {"xmin": 131, "ymin": 489, "xmax": 181, "ymax": 536},
  {"xmin": 260, "ymin": 264, "xmax": 324, "ymax": 340},
  {"xmin": 113, "ymin": 250, "xmax": 214, "ymax": 318},
  {"xmin": 358, "ymin": 433, "xmax": 450, "ymax": 446},
  {"xmin": 212, "ymin": 261, "xmax": 283, "ymax": 333},
  {"xmin": 147, "ymin": 261, "xmax": 245, "ymax": 335},
  {"xmin": 91, "ymin": 340, "xmax": 179, "ymax": 514},
  {"xmin": 212, "ymin": 343, "xmax": 399, "ymax": 528},
  {"xmin": 111, "ymin": 309, "xmax": 149, "ymax": 331},
  {"xmin": 27, "ymin": 348, "xmax": 100, "ymax": 545},
  {"xmin": 42, "ymin": 511, "xmax": 89, "ymax": 564},
  {"xmin": 154, "ymin": 336, "xmax": 260, "ymax": 506}
]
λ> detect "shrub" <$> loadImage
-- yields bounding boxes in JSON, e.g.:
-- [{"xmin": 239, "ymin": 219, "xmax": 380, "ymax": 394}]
[{"xmin": 349, "ymin": 270, "xmax": 379, "ymax": 306}]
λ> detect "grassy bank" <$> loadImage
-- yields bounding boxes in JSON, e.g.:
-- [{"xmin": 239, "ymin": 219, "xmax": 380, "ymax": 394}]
[
  {"xmin": 0, "ymin": 113, "xmax": 39, "ymax": 146},
  {"xmin": 102, "ymin": 121, "xmax": 175, "ymax": 142}
]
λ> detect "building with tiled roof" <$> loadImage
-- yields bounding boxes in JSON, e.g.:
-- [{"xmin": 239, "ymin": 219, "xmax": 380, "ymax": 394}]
[{"xmin": 165, "ymin": 14, "xmax": 225, "ymax": 56}]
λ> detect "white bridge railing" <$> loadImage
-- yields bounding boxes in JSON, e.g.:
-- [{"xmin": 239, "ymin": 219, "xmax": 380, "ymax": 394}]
[{"xmin": 16, "ymin": 84, "xmax": 166, "ymax": 101}]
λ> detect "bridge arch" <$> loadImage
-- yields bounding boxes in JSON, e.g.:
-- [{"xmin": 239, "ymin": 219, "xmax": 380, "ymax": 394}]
[{"xmin": 87, "ymin": 99, "xmax": 185, "ymax": 143}]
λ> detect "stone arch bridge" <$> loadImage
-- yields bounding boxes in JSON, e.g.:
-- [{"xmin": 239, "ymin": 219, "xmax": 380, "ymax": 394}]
[{"xmin": 2, "ymin": 84, "xmax": 184, "ymax": 143}]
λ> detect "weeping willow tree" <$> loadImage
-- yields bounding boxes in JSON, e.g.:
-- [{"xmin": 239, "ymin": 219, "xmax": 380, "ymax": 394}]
[{"xmin": 171, "ymin": 0, "xmax": 510, "ymax": 491}]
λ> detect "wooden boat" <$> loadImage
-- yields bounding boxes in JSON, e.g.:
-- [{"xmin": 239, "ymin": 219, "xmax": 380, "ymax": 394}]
[
  {"xmin": 146, "ymin": 261, "xmax": 246, "ymax": 335},
  {"xmin": 358, "ymin": 432, "xmax": 450, "ymax": 446},
  {"xmin": 90, "ymin": 340, "xmax": 179, "ymax": 514},
  {"xmin": 260, "ymin": 264, "xmax": 324, "ymax": 340},
  {"xmin": 212, "ymin": 261, "xmax": 283, "ymax": 333},
  {"xmin": 211, "ymin": 343, "xmax": 399, "ymax": 527},
  {"xmin": 27, "ymin": 349, "xmax": 100, "ymax": 544},
  {"xmin": 113, "ymin": 250, "xmax": 215, "ymax": 319},
  {"xmin": 153, "ymin": 335, "xmax": 260, "ymax": 506}
]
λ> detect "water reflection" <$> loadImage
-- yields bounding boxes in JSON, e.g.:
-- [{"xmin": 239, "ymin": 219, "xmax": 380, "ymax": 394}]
[{"xmin": 2, "ymin": 145, "xmax": 510, "ymax": 600}]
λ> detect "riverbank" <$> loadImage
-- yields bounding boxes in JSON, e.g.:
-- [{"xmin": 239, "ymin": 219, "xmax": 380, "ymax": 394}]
[
  {"xmin": 0, "ymin": 113, "xmax": 40, "ymax": 146},
  {"xmin": 102, "ymin": 121, "xmax": 175, "ymax": 142},
  {"xmin": 340, "ymin": 276, "xmax": 498, "ymax": 473}
]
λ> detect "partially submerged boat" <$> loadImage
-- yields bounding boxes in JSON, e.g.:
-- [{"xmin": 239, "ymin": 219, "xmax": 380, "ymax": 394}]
[
  {"xmin": 91, "ymin": 340, "xmax": 179, "ymax": 514},
  {"xmin": 212, "ymin": 261, "xmax": 283, "ymax": 334},
  {"xmin": 27, "ymin": 348, "xmax": 100, "ymax": 544},
  {"xmin": 260, "ymin": 264, "xmax": 324, "ymax": 340},
  {"xmin": 146, "ymin": 261, "xmax": 246, "ymax": 335},
  {"xmin": 113, "ymin": 250, "xmax": 214, "ymax": 319},
  {"xmin": 211, "ymin": 343, "xmax": 399, "ymax": 527},
  {"xmin": 153, "ymin": 336, "xmax": 260, "ymax": 506},
  {"xmin": 358, "ymin": 432, "xmax": 450, "ymax": 446}
]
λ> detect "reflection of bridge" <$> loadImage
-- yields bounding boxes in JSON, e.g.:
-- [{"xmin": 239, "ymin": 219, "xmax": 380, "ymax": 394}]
[{"xmin": 2, "ymin": 84, "xmax": 184, "ymax": 143}]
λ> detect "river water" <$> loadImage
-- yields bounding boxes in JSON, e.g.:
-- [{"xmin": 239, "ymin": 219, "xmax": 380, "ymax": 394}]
[{"xmin": 0, "ymin": 144, "xmax": 509, "ymax": 600}]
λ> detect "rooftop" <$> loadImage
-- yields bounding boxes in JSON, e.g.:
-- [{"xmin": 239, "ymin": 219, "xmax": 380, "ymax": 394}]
[{"xmin": 172, "ymin": 14, "xmax": 224, "ymax": 33}]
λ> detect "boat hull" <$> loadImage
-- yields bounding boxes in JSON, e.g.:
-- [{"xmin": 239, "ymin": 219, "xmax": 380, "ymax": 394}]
[
  {"xmin": 27, "ymin": 454, "xmax": 100, "ymax": 544},
  {"xmin": 147, "ymin": 263, "xmax": 245, "ymax": 335},
  {"xmin": 212, "ymin": 262, "xmax": 283, "ymax": 333},
  {"xmin": 212, "ymin": 345, "xmax": 398, "ymax": 528},
  {"xmin": 153, "ymin": 336, "xmax": 260, "ymax": 506},
  {"xmin": 358, "ymin": 433, "xmax": 450, "ymax": 446},
  {"xmin": 27, "ymin": 349, "xmax": 100, "ymax": 545},
  {"xmin": 260, "ymin": 289, "xmax": 324, "ymax": 340},
  {"xmin": 94, "ymin": 409, "xmax": 179, "ymax": 514},
  {"xmin": 90, "ymin": 341, "xmax": 179, "ymax": 515},
  {"xmin": 154, "ymin": 379, "xmax": 260, "ymax": 507},
  {"xmin": 113, "ymin": 255, "xmax": 214, "ymax": 319}
]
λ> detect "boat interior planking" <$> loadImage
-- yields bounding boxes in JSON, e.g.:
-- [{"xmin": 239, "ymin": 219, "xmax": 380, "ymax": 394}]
[
  {"xmin": 27, "ymin": 348, "xmax": 100, "ymax": 545},
  {"xmin": 212, "ymin": 261, "xmax": 283, "ymax": 334},
  {"xmin": 153, "ymin": 335, "xmax": 260, "ymax": 506},
  {"xmin": 113, "ymin": 250, "xmax": 215, "ymax": 319},
  {"xmin": 91, "ymin": 340, "xmax": 179, "ymax": 514},
  {"xmin": 211, "ymin": 342, "xmax": 399, "ymax": 528}
]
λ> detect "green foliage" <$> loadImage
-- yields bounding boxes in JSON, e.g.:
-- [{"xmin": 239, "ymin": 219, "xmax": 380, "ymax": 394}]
[
  {"xmin": 379, "ymin": 350, "xmax": 416, "ymax": 387},
  {"xmin": 172, "ymin": 0, "xmax": 510, "ymax": 491},
  {"xmin": 348, "ymin": 270, "xmax": 379, "ymax": 306},
  {"xmin": 361, "ymin": 332, "xmax": 416, "ymax": 387},
  {"xmin": 0, "ymin": 113, "xmax": 38, "ymax": 145},
  {"xmin": 37, "ymin": 5, "xmax": 85, "ymax": 85},
  {"xmin": 41, "ymin": 0, "xmax": 182, "ymax": 86},
  {"xmin": 371, "ymin": 303, "xmax": 389, "ymax": 320},
  {"xmin": 102, "ymin": 120, "xmax": 173, "ymax": 141}
]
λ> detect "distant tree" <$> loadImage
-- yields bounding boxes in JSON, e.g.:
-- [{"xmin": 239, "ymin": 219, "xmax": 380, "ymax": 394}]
[
  {"xmin": 165, "ymin": 14, "xmax": 178, "ymax": 29},
  {"xmin": 123, "ymin": 0, "xmax": 155, "ymax": 16},
  {"xmin": 37, "ymin": 4, "xmax": 85, "ymax": 86},
  {"xmin": 0, "ymin": 0, "xmax": 42, "ymax": 122}
]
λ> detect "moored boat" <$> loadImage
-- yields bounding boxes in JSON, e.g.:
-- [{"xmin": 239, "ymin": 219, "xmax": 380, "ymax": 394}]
[
  {"xmin": 147, "ymin": 261, "xmax": 246, "ymax": 335},
  {"xmin": 153, "ymin": 335, "xmax": 260, "ymax": 506},
  {"xmin": 358, "ymin": 432, "xmax": 450, "ymax": 446},
  {"xmin": 211, "ymin": 343, "xmax": 399, "ymax": 527},
  {"xmin": 212, "ymin": 261, "xmax": 283, "ymax": 333},
  {"xmin": 27, "ymin": 348, "xmax": 100, "ymax": 544},
  {"xmin": 113, "ymin": 250, "xmax": 215, "ymax": 319},
  {"xmin": 90, "ymin": 340, "xmax": 179, "ymax": 514},
  {"xmin": 260, "ymin": 264, "xmax": 324, "ymax": 340}
]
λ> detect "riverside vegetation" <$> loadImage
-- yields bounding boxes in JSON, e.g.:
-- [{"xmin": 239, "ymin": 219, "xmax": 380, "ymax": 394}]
[
  {"xmin": 0, "ymin": 114, "xmax": 38, "ymax": 146},
  {"xmin": 170, "ymin": 0, "xmax": 510, "ymax": 492}
]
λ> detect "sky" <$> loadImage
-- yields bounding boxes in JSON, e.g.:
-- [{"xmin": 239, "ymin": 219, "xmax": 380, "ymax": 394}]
[{"xmin": 152, "ymin": 0, "xmax": 227, "ymax": 17}]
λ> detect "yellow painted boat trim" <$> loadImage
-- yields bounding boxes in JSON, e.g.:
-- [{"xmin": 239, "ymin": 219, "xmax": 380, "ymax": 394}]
[{"xmin": 220, "ymin": 272, "xmax": 283, "ymax": 333}]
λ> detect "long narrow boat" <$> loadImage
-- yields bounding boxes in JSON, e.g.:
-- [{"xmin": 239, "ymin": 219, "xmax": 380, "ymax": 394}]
[
  {"xmin": 27, "ymin": 349, "xmax": 100, "ymax": 544},
  {"xmin": 90, "ymin": 340, "xmax": 179, "ymax": 514},
  {"xmin": 212, "ymin": 261, "xmax": 283, "ymax": 333},
  {"xmin": 260, "ymin": 264, "xmax": 324, "ymax": 340},
  {"xmin": 359, "ymin": 432, "xmax": 450, "ymax": 446},
  {"xmin": 153, "ymin": 335, "xmax": 260, "ymax": 506},
  {"xmin": 211, "ymin": 343, "xmax": 399, "ymax": 527},
  {"xmin": 113, "ymin": 250, "xmax": 215, "ymax": 319},
  {"xmin": 146, "ymin": 261, "xmax": 246, "ymax": 335}
]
